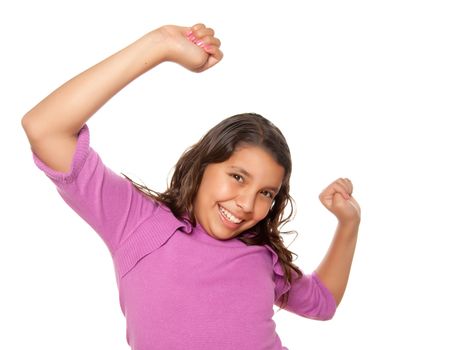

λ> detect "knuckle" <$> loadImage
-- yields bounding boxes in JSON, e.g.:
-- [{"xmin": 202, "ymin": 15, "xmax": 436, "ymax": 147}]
[{"xmin": 192, "ymin": 23, "xmax": 206, "ymax": 30}]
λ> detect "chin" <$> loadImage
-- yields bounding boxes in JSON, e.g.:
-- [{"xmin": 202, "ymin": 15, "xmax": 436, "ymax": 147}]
[
  {"xmin": 209, "ymin": 227, "xmax": 242, "ymax": 241},
  {"xmin": 213, "ymin": 231, "xmax": 238, "ymax": 240}
]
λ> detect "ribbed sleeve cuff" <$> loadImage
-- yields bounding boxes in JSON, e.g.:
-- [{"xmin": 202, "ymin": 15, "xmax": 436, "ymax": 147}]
[
  {"xmin": 32, "ymin": 124, "xmax": 91, "ymax": 184},
  {"xmin": 312, "ymin": 272, "xmax": 337, "ymax": 320}
]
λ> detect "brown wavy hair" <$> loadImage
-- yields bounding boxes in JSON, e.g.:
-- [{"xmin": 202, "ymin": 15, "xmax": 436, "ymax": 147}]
[{"xmin": 122, "ymin": 113, "xmax": 303, "ymax": 308}]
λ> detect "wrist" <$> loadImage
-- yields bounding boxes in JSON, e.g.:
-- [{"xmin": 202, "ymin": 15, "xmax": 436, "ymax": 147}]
[
  {"xmin": 337, "ymin": 218, "xmax": 360, "ymax": 231},
  {"xmin": 139, "ymin": 29, "xmax": 170, "ymax": 66}
]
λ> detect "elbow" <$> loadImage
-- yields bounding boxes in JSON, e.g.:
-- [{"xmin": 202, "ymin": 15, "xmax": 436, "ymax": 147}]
[
  {"xmin": 21, "ymin": 112, "xmax": 42, "ymax": 139},
  {"xmin": 21, "ymin": 113, "xmax": 39, "ymax": 144},
  {"xmin": 21, "ymin": 112, "xmax": 52, "ymax": 149},
  {"xmin": 299, "ymin": 298, "xmax": 338, "ymax": 321},
  {"xmin": 21, "ymin": 112, "xmax": 55, "ymax": 143},
  {"xmin": 315, "ymin": 301, "xmax": 337, "ymax": 321},
  {"xmin": 321, "ymin": 305, "xmax": 337, "ymax": 321},
  {"xmin": 302, "ymin": 307, "xmax": 336, "ymax": 321},
  {"xmin": 21, "ymin": 113, "xmax": 32, "ymax": 133}
]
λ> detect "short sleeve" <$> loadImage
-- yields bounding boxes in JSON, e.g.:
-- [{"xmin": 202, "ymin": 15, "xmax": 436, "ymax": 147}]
[
  {"xmin": 268, "ymin": 244, "xmax": 336, "ymax": 320},
  {"xmin": 277, "ymin": 272, "xmax": 337, "ymax": 320},
  {"xmin": 32, "ymin": 124, "xmax": 157, "ymax": 255}
]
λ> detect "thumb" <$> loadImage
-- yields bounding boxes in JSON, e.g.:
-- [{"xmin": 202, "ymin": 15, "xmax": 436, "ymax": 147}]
[
  {"xmin": 320, "ymin": 190, "xmax": 345, "ymax": 212},
  {"xmin": 332, "ymin": 192, "xmax": 348, "ymax": 207}
]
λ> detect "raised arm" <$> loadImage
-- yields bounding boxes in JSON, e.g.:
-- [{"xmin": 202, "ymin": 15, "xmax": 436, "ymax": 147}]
[
  {"xmin": 21, "ymin": 24, "xmax": 222, "ymax": 172},
  {"xmin": 315, "ymin": 178, "xmax": 361, "ymax": 306}
]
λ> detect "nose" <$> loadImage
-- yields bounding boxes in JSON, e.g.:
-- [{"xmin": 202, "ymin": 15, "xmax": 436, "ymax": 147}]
[{"xmin": 235, "ymin": 190, "xmax": 256, "ymax": 213}]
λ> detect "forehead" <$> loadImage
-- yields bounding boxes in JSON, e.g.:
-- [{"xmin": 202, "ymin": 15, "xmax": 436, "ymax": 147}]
[{"xmin": 223, "ymin": 146, "xmax": 285, "ymax": 185}]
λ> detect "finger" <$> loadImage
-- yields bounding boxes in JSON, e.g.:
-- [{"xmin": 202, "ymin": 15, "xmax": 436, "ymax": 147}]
[
  {"xmin": 335, "ymin": 182, "xmax": 351, "ymax": 199},
  {"xmin": 202, "ymin": 46, "xmax": 224, "ymax": 68},
  {"xmin": 336, "ymin": 177, "xmax": 353, "ymax": 196},
  {"xmin": 186, "ymin": 26, "xmax": 221, "ymax": 51},
  {"xmin": 322, "ymin": 181, "xmax": 350, "ymax": 200},
  {"xmin": 192, "ymin": 27, "xmax": 215, "ymax": 39},
  {"xmin": 345, "ymin": 178, "xmax": 353, "ymax": 195},
  {"xmin": 185, "ymin": 23, "xmax": 207, "ymax": 38},
  {"xmin": 193, "ymin": 36, "xmax": 221, "ymax": 50},
  {"xmin": 187, "ymin": 24, "xmax": 214, "ymax": 41},
  {"xmin": 201, "ymin": 36, "xmax": 221, "ymax": 48},
  {"xmin": 191, "ymin": 23, "xmax": 206, "ymax": 31}
]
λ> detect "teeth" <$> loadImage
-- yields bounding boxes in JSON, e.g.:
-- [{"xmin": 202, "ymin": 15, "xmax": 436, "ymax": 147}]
[{"xmin": 219, "ymin": 206, "xmax": 243, "ymax": 224}]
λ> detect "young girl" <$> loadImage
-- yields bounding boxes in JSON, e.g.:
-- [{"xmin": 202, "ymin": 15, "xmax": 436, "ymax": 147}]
[{"xmin": 22, "ymin": 23, "xmax": 360, "ymax": 350}]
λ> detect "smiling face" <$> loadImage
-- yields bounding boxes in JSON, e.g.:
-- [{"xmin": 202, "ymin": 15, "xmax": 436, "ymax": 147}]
[{"xmin": 193, "ymin": 145, "xmax": 285, "ymax": 240}]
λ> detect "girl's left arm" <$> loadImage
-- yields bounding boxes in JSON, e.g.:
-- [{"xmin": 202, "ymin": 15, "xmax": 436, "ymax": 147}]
[{"xmin": 314, "ymin": 178, "xmax": 361, "ymax": 307}]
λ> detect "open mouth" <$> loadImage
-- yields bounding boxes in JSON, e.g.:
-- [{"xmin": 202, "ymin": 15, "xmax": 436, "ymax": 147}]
[{"xmin": 218, "ymin": 205, "xmax": 244, "ymax": 225}]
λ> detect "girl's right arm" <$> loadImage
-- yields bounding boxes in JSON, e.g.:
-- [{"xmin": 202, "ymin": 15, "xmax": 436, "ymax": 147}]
[{"xmin": 21, "ymin": 24, "xmax": 223, "ymax": 173}]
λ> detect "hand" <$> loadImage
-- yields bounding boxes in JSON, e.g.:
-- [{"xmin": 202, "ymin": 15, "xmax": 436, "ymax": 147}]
[
  {"xmin": 152, "ymin": 23, "xmax": 223, "ymax": 73},
  {"xmin": 319, "ymin": 178, "xmax": 361, "ymax": 225}
]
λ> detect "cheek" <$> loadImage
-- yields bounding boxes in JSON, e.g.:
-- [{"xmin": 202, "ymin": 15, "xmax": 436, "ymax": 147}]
[
  {"xmin": 253, "ymin": 201, "xmax": 272, "ymax": 221},
  {"xmin": 212, "ymin": 182, "xmax": 235, "ymax": 199},
  {"xmin": 201, "ymin": 175, "xmax": 236, "ymax": 200}
]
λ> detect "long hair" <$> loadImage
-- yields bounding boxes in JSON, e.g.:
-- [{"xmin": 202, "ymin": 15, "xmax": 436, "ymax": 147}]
[{"xmin": 122, "ymin": 113, "xmax": 303, "ymax": 308}]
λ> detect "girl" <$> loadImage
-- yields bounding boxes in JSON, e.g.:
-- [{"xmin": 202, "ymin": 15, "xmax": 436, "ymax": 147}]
[{"xmin": 22, "ymin": 23, "xmax": 360, "ymax": 350}]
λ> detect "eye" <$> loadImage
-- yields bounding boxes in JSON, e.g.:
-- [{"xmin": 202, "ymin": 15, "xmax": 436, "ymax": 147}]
[
  {"xmin": 230, "ymin": 173, "xmax": 244, "ymax": 183},
  {"xmin": 260, "ymin": 190, "xmax": 274, "ymax": 199}
]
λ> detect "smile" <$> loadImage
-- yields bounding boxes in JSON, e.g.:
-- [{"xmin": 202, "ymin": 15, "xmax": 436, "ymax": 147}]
[{"xmin": 219, "ymin": 205, "xmax": 244, "ymax": 224}]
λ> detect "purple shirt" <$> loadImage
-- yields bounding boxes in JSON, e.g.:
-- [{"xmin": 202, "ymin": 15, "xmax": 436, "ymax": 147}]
[{"xmin": 32, "ymin": 124, "xmax": 336, "ymax": 350}]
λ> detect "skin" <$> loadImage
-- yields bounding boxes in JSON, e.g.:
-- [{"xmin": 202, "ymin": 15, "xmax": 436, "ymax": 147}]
[
  {"xmin": 194, "ymin": 145, "xmax": 285, "ymax": 240},
  {"xmin": 315, "ymin": 178, "xmax": 361, "ymax": 306},
  {"xmin": 21, "ymin": 23, "xmax": 223, "ymax": 173},
  {"xmin": 21, "ymin": 22, "xmax": 360, "ymax": 309}
]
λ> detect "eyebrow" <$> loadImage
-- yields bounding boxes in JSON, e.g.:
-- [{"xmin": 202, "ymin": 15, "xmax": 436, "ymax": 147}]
[
  {"xmin": 229, "ymin": 166, "xmax": 280, "ymax": 193},
  {"xmin": 230, "ymin": 166, "xmax": 252, "ymax": 178}
]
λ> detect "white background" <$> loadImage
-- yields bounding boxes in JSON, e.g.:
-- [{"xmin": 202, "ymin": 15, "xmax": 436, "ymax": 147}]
[{"xmin": 2, "ymin": 0, "xmax": 475, "ymax": 349}]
